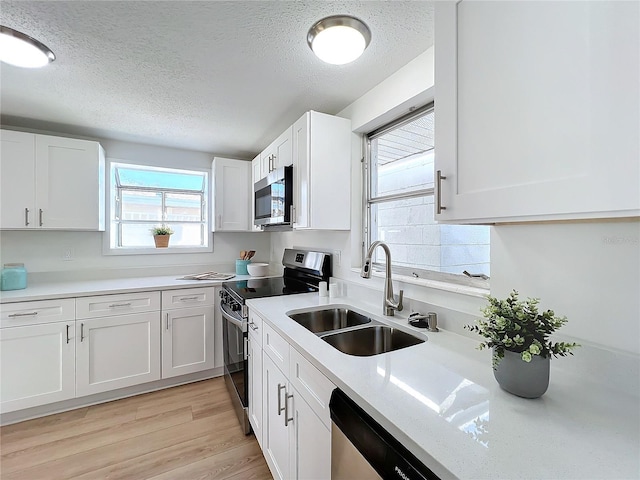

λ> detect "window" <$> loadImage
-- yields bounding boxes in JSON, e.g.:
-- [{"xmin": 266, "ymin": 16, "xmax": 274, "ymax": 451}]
[
  {"xmin": 364, "ymin": 105, "xmax": 490, "ymax": 283},
  {"xmin": 109, "ymin": 163, "xmax": 209, "ymax": 251}
]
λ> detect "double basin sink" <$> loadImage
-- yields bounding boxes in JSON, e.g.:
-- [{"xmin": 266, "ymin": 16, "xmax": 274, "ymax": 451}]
[{"xmin": 287, "ymin": 307, "xmax": 424, "ymax": 357}]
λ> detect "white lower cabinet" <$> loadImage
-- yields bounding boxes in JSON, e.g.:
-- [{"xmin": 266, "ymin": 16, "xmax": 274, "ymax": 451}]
[
  {"xmin": 248, "ymin": 310, "xmax": 263, "ymax": 447},
  {"xmin": 256, "ymin": 311, "xmax": 334, "ymax": 480},
  {"xmin": 0, "ymin": 322, "xmax": 75, "ymax": 413},
  {"xmin": 75, "ymin": 311, "xmax": 161, "ymax": 397},
  {"xmin": 161, "ymin": 287, "xmax": 216, "ymax": 378}
]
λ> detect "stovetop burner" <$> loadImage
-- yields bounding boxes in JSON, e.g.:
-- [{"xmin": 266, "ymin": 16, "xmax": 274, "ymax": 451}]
[{"xmin": 221, "ymin": 248, "xmax": 331, "ymax": 304}]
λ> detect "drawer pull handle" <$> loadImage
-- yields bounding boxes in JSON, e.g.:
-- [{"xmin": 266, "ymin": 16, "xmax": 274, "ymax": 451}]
[
  {"xmin": 80, "ymin": 323, "xmax": 85, "ymax": 342},
  {"xmin": 39, "ymin": 208, "xmax": 43, "ymax": 226},
  {"xmin": 108, "ymin": 302, "xmax": 132, "ymax": 308},
  {"xmin": 25, "ymin": 207, "xmax": 30, "ymax": 226},
  {"xmin": 66, "ymin": 324, "xmax": 70, "ymax": 344},
  {"xmin": 8, "ymin": 312, "xmax": 38, "ymax": 318},
  {"xmin": 166, "ymin": 313, "xmax": 170, "ymax": 330},
  {"xmin": 284, "ymin": 392, "xmax": 294, "ymax": 427},
  {"xmin": 249, "ymin": 321, "xmax": 259, "ymax": 331},
  {"xmin": 277, "ymin": 384, "xmax": 286, "ymax": 415},
  {"xmin": 179, "ymin": 296, "xmax": 199, "ymax": 301}
]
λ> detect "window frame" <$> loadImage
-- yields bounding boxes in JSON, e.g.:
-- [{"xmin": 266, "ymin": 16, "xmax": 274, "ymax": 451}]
[
  {"xmin": 362, "ymin": 104, "xmax": 490, "ymax": 289},
  {"xmin": 104, "ymin": 160, "xmax": 213, "ymax": 256}
]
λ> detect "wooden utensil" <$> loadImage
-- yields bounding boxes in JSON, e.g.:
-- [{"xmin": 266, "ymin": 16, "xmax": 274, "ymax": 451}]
[
  {"xmin": 247, "ymin": 250, "xmax": 255, "ymax": 260},
  {"xmin": 240, "ymin": 250, "xmax": 247, "ymax": 260}
]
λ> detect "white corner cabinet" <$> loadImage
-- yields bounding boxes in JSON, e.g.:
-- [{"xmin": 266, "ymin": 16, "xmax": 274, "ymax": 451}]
[
  {"xmin": 0, "ymin": 129, "xmax": 106, "ymax": 230},
  {"xmin": 434, "ymin": 1, "xmax": 640, "ymax": 224},
  {"xmin": 212, "ymin": 156, "xmax": 252, "ymax": 232},
  {"xmin": 161, "ymin": 287, "xmax": 216, "ymax": 378},
  {"xmin": 251, "ymin": 309, "xmax": 334, "ymax": 480},
  {"xmin": 292, "ymin": 111, "xmax": 351, "ymax": 230},
  {"xmin": 0, "ymin": 299, "xmax": 76, "ymax": 413},
  {"xmin": 260, "ymin": 126, "xmax": 293, "ymax": 179}
]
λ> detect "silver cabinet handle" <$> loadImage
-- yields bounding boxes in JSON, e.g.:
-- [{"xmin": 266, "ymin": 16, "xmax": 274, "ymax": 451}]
[
  {"xmin": 277, "ymin": 384, "xmax": 286, "ymax": 415},
  {"xmin": 436, "ymin": 170, "xmax": 447, "ymax": 214},
  {"xmin": 179, "ymin": 296, "xmax": 199, "ymax": 301},
  {"xmin": 66, "ymin": 324, "xmax": 70, "ymax": 344},
  {"xmin": 39, "ymin": 208, "xmax": 43, "ymax": 226},
  {"xmin": 8, "ymin": 311, "xmax": 38, "ymax": 318},
  {"xmin": 25, "ymin": 208, "xmax": 30, "ymax": 226},
  {"xmin": 284, "ymin": 392, "xmax": 294, "ymax": 427},
  {"xmin": 108, "ymin": 302, "xmax": 132, "ymax": 308},
  {"xmin": 217, "ymin": 214, "xmax": 222, "ymax": 229},
  {"xmin": 165, "ymin": 313, "xmax": 170, "ymax": 330},
  {"xmin": 80, "ymin": 323, "xmax": 85, "ymax": 342},
  {"xmin": 249, "ymin": 321, "xmax": 258, "ymax": 331}
]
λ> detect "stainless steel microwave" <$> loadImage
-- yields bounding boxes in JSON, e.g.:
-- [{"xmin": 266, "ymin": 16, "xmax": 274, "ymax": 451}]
[{"xmin": 254, "ymin": 166, "xmax": 293, "ymax": 227}]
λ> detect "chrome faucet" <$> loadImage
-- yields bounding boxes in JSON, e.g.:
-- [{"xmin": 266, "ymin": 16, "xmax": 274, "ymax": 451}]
[{"xmin": 361, "ymin": 241, "xmax": 404, "ymax": 316}]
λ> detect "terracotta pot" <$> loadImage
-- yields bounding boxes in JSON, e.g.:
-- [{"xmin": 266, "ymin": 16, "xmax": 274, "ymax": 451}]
[
  {"xmin": 153, "ymin": 234, "xmax": 170, "ymax": 248},
  {"xmin": 493, "ymin": 349, "xmax": 550, "ymax": 398}
]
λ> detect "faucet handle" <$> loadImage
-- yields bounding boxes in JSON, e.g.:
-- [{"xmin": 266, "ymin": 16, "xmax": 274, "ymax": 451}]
[{"xmin": 396, "ymin": 290, "xmax": 404, "ymax": 312}]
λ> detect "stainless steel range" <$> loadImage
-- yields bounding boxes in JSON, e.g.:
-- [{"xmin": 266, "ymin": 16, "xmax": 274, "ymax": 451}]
[{"xmin": 219, "ymin": 248, "xmax": 332, "ymax": 434}]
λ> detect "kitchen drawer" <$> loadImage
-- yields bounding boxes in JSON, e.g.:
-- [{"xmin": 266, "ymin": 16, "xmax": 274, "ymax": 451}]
[
  {"xmin": 289, "ymin": 346, "xmax": 336, "ymax": 428},
  {"xmin": 161, "ymin": 287, "xmax": 215, "ymax": 310},
  {"xmin": 76, "ymin": 291, "xmax": 160, "ymax": 319},
  {"xmin": 1, "ymin": 298, "xmax": 75, "ymax": 328},
  {"xmin": 263, "ymin": 321, "xmax": 289, "ymax": 372},
  {"xmin": 248, "ymin": 308, "xmax": 263, "ymax": 345}
]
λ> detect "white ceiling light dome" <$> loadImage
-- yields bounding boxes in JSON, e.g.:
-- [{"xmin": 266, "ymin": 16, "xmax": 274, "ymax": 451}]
[
  {"xmin": 0, "ymin": 26, "xmax": 55, "ymax": 68},
  {"xmin": 307, "ymin": 15, "xmax": 371, "ymax": 65}
]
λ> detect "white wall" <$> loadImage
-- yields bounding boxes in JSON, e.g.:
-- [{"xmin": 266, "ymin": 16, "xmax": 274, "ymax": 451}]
[{"xmin": 0, "ymin": 135, "xmax": 271, "ymax": 279}]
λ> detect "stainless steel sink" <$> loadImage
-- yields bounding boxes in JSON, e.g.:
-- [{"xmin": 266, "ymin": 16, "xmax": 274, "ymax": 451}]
[
  {"xmin": 321, "ymin": 325, "xmax": 424, "ymax": 356},
  {"xmin": 288, "ymin": 307, "xmax": 372, "ymax": 334}
]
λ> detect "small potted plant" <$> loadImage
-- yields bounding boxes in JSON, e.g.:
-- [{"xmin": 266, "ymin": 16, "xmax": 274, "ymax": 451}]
[
  {"xmin": 465, "ymin": 289, "xmax": 579, "ymax": 398},
  {"xmin": 151, "ymin": 225, "xmax": 174, "ymax": 248}
]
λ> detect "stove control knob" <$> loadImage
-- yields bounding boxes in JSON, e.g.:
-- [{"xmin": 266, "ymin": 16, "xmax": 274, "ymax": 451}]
[{"xmin": 231, "ymin": 303, "xmax": 241, "ymax": 312}]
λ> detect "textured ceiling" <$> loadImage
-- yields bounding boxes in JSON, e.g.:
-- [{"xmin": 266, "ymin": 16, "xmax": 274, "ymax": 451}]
[{"xmin": 0, "ymin": 1, "xmax": 434, "ymax": 159}]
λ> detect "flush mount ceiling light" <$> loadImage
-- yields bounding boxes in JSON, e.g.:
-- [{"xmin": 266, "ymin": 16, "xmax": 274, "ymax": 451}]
[
  {"xmin": 0, "ymin": 26, "xmax": 55, "ymax": 68},
  {"xmin": 307, "ymin": 15, "xmax": 371, "ymax": 65}
]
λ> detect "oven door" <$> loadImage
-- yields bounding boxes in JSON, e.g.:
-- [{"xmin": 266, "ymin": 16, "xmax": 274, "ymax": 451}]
[{"xmin": 220, "ymin": 301, "xmax": 250, "ymax": 434}]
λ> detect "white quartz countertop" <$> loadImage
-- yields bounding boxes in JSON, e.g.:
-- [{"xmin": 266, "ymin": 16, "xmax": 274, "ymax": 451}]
[
  {"xmin": 247, "ymin": 293, "xmax": 640, "ymax": 480},
  {"xmin": 0, "ymin": 274, "xmax": 250, "ymax": 303}
]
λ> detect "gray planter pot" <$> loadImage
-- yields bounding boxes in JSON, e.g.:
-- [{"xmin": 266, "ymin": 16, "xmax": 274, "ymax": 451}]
[{"xmin": 493, "ymin": 349, "xmax": 550, "ymax": 398}]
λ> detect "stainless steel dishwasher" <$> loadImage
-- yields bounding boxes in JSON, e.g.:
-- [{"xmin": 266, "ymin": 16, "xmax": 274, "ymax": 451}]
[{"xmin": 330, "ymin": 389, "xmax": 440, "ymax": 480}]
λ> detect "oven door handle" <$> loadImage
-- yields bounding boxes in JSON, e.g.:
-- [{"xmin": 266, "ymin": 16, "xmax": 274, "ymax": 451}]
[{"xmin": 219, "ymin": 302, "xmax": 245, "ymax": 330}]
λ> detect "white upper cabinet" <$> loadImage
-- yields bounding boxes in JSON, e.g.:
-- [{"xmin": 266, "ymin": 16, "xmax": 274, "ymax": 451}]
[
  {"xmin": 211, "ymin": 157, "xmax": 251, "ymax": 232},
  {"xmin": 434, "ymin": 1, "xmax": 640, "ymax": 224},
  {"xmin": 260, "ymin": 126, "xmax": 293, "ymax": 178},
  {"xmin": 0, "ymin": 130, "xmax": 105, "ymax": 230},
  {"xmin": 292, "ymin": 111, "xmax": 351, "ymax": 230}
]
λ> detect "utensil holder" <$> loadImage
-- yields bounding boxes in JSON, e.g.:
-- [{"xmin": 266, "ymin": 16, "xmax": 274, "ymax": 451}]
[{"xmin": 236, "ymin": 259, "xmax": 251, "ymax": 275}]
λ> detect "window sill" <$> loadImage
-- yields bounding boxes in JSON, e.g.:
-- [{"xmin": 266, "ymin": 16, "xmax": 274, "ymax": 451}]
[
  {"xmin": 103, "ymin": 245, "xmax": 213, "ymax": 256},
  {"xmin": 349, "ymin": 267, "xmax": 489, "ymax": 298}
]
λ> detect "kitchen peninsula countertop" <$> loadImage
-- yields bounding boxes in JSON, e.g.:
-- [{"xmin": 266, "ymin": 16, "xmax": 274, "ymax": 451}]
[
  {"xmin": 0, "ymin": 274, "xmax": 252, "ymax": 303},
  {"xmin": 247, "ymin": 292, "xmax": 640, "ymax": 480}
]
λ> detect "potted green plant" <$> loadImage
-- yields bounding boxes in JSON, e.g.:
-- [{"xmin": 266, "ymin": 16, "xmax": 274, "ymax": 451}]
[
  {"xmin": 151, "ymin": 225, "xmax": 174, "ymax": 248},
  {"xmin": 465, "ymin": 290, "xmax": 579, "ymax": 398}
]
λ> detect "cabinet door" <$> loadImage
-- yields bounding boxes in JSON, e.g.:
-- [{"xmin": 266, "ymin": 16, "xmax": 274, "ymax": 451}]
[
  {"xmin": 248, "ymin": 333, "xmax": 263, "ymax": 448},
  {"xmin": 0, "ymin": 130, "xmax": 36, "ymax": 229},
  {"xmin": 212, "ymin": 157, "xmax": 251, "ymax": 231},
  {"xmin": 0, "ymin": 322, "xmax": 75, "ymax": 412},
  {"xmin": 434, "ymin": 1, "xmax": 640, "ymax": 223},
  {"xmin": 35, "ymin": 135, "xmax": 105, "ymax": 230},
  {"xmin": 292, "ymin": 114, "xmax": 310, "ymax": 229},
  {"xmin": 290, "ymin": 387, "xmax": 331, "ymax": 480},
  {"xmin": 162, "ymin": 305, "xmax": 215, "ymax": 378},
  {"xmin": 76, "ymin": 312, "xmax": 160, "ymax": 396},
  {"xmin": 272, "ymin": 126, "xmax": 293, "ymax": 170},
  {"xmin": 263, "ymin": 354, "xmax": 291, "ymax": 480}
]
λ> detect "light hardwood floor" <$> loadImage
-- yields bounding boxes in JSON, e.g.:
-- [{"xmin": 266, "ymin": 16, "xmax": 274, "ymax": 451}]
[{"xmin": 0, "ymin": 378, "xmax": 272, "ymax": 480}]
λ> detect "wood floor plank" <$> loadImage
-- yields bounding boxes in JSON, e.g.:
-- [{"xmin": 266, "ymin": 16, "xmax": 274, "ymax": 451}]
[{"xmin": 0, "ymin": 378, "xmax": 272, "ymax": 480}]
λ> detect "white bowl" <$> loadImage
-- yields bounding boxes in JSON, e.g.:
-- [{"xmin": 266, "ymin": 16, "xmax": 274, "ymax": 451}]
[{"xmin": 246, "ymin": 263, "xmax": 269, "ymax": 277}]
